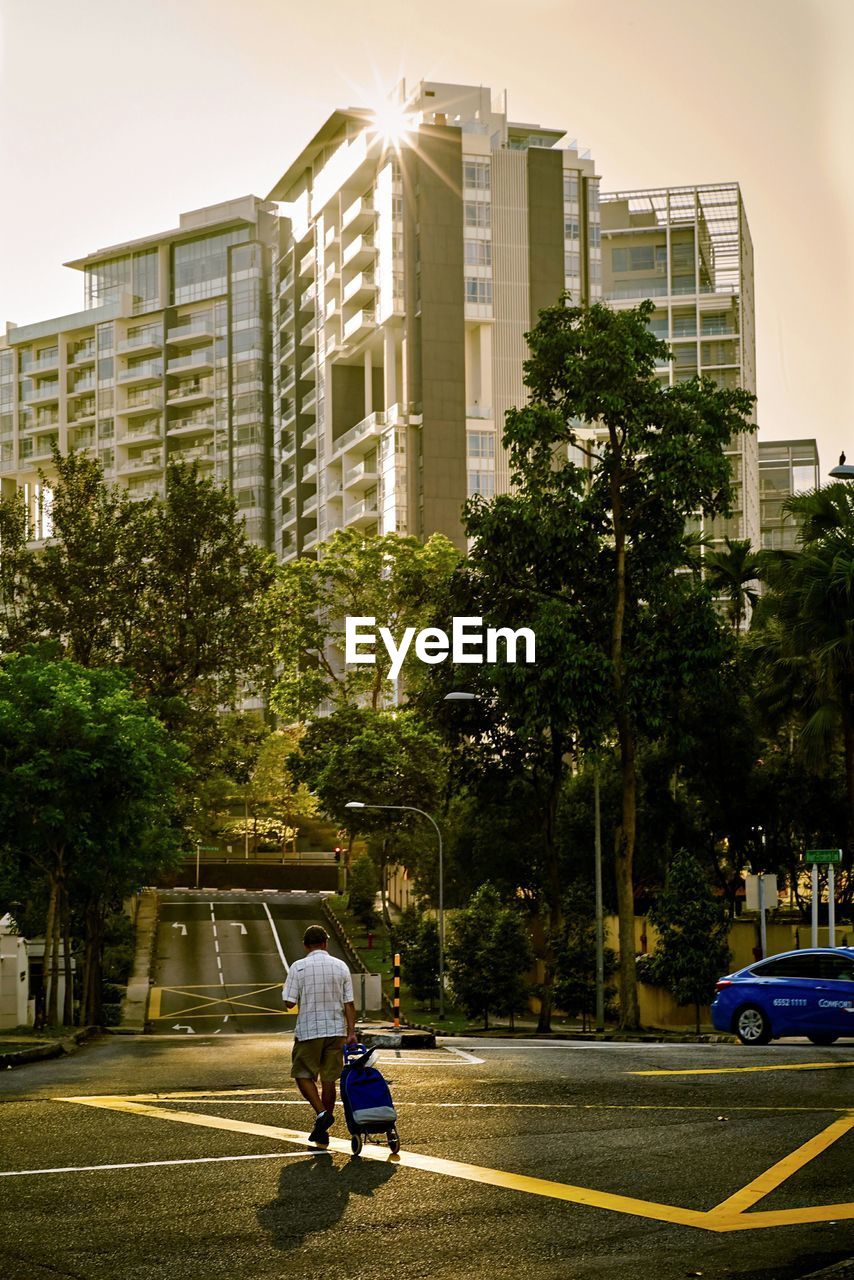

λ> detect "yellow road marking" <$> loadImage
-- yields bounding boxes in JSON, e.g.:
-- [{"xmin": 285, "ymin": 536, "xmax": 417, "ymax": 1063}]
[
  {"xmin": 148, "ymin": 984, "xmax": 287, "ymax": 1019},
  {"xmin": 631, "ymin": 1061, "xmax": 854, "ymax": 1077},
  {"xmin": 147, "ymin": 986, "xmax": 161, "ymax": 1021},
  {"xmin": 709, "ymin": 1114, "xmax": 854, "ymax": 1217},
  {"xmin": 56, "ymin": 1090, "xmax": 854, "ymax": 1234}
]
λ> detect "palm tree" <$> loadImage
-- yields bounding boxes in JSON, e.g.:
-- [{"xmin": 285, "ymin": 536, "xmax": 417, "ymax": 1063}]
[
  {"xmin": 705, "ymin": 537, "xmax": 761, "ymax": 632},
  {"xmin": 757, "ymin": 484, "xmax": 854, "ymax": 866}
]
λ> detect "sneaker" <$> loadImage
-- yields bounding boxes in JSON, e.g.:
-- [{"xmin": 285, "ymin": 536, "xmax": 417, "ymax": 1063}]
[{"xmin": 308, "ymin": 1110, "xmax": 334, "ymax": 1145}]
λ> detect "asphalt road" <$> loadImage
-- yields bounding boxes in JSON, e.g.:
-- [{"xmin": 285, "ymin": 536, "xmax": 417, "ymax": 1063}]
[
  {"xmin": 0, "ymin": 1030, "xmax": 852, "ymax": 1280},
  {"xmin": 150, "ymin": 891, "xmax": 350, "ymax": 1035}
]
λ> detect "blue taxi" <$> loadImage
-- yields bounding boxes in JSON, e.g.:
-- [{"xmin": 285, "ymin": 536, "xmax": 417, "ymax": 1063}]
[{"xmin": 711, "ymin": 947, "xmax": 854, "ymax": 1045}]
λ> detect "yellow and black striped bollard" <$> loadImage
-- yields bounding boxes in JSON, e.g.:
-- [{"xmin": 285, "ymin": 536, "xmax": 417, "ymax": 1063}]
[{"xmin": 393, "ymin": 952, "xmax": 401, "ymax": 1029}]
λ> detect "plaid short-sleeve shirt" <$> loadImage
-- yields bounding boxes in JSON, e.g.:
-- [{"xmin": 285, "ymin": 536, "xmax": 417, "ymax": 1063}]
[{"xmin": 283, "ymin": 950, "xmax": 354, "ymax": 1041}]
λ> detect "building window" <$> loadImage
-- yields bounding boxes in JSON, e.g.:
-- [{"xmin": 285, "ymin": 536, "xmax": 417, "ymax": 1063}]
[
  {"xmin": 464, "ymin": 240, "xmax": 492, "ymax": 267},
  {"xmin": 463, "ymin": 160, "xmax": 491, "ymax": 190},
  {"xmin": 465, "ymin": 278, "xmax": 493, "ymax": 305},
  {"xmin": 467, "ymin": 431, "xmax": 495, "ymax": 462},
  {"xmin": 464, "ymin": 202, "xmax": 491, "ymax": 229},
  {"xmin": 171, "ymin": 227, "xmax": 252, "ymax": 305},
  {"xmin": 565, "ymin": 218, "xmax": 580, "ymax": 241},
  {"xmin": 564, "ymin": 174, "xmax": 579, "ymax": 203},
  {"xmin": 468, "ymin": 471, "xmax": 495, "ymax": 498}
]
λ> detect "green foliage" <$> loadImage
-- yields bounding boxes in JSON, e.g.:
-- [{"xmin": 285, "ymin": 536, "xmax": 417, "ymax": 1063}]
[
  {"xmin": 553, "ymin": 881, "xmax": 617, "ymax": 1029},
  {"xmin": 0, "ymin": 452, "xmax": 275, "ymax": 769},
  {"xmin": 398, "ymin": 914, "xmax": 440, "ymax": 1009},
  {"xmin": 647, "ymin": 850, "xmax": 731, "ymax": 1030},
  {"xmin": 287, "ymin": 705, "xmax": 445, "ymax": 850},
  {"xmin": 446, "ymin": 883, "xmax": 533, "ymax": 1029},
  {"xmin": 266, "ymin": 528, "xmax": 461, "ymax": 719},
  {"xmin": 704, "ymin": 537, "xmax": 761, "ymax": 633},
  {"xmin": 348, "ymin": 854, "xmax": 380, "ymax": 929}
]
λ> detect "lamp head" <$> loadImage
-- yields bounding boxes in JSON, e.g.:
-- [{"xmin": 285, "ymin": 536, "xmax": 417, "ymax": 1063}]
[{"xmin": 345, "ymin": 801, "xmax": 365, "ymax": 810}]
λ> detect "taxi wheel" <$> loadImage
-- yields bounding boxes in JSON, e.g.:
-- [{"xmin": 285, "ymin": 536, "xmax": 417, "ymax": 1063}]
[
  {"xmin": 807, "ymin": 1033, "xmax": 838, "ymax": 1046},
  {"xmin": 734, "ymin": 1004, "xmax": 772, "ymax": 1045}
]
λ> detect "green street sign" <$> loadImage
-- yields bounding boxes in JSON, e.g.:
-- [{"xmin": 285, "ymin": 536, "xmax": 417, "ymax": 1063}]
[
  {"xmin": 805, "ymin": 848, "xmax": 842, "ymax": 864},
  {"xmin": 196, "ymin": 844, "xmax": 219, "ymax": 853}
]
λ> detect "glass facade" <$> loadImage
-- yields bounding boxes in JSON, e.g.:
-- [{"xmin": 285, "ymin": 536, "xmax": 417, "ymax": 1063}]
[{"xmin": 171, "ymin": 227, "xmax": 251, "ymax": 304}]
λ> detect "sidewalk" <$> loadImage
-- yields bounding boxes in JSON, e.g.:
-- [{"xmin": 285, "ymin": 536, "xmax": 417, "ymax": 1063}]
[{"xmin": 119, "ymin": 888, "xmax": 159, "ymax": 1032}]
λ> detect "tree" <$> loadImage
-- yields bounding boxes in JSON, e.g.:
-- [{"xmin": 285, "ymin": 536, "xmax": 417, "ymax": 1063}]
[
  {"xmin": 267, "ymin": 528, "xmax": 460, "ymax": 720},
  {"xmin": 1, "ymin": 451, "xmax": 276, "ymax": 770},
  {"xmin": 348, "ymin": 854, "xmax": 380, "ymax": 930},
  {"xmin": 461, "ymin": 298, "xmax": 754, "ymax": 1028},
  {"xmin": 647, "ymin": 849, "xmax": 731, "ymax": 1034},
  {"xmin": 446, "ymin": 883, "xmax": 533, "ymax": 1030},
  {"xmin": 757, "ymin": 483, "xmax": 854, "ymax": 883},
  {"xmin": 404, "ymin": 916, "xmax": 441, "ymax": 1010},
  {"xmin": 287, "ymin": 706, "xmax": 445, "ymax": 921},
  {"xmin": 704, "ymin": 537, "xmax": 761, "ymax": 633},
  {"xmin": 0, "ymin": 653, "xmax": 186, "ymax": 1025},
  {"xmin": 553, "ymin": 882, "xmax": 617, "ymax": 1031}
]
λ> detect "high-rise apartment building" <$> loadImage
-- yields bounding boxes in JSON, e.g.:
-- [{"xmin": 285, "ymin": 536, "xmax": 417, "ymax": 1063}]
[
  {"xmin": 1, "ymin": 84, "xmax": 762, "ymax": 566},
  {"xmin": 0, "ymin": 196, "xmax": 277, "ymax": 546},
  {"xmin": 266, "ymin": 81, "xmax": 601, "ymax": 559},
  {"xmin": 759, "ymin": 438, "xmax": 820, "ymax": 549},
  {"xmin": 600, "ymin": 184, "xmax": 758, "ymax": 548}
]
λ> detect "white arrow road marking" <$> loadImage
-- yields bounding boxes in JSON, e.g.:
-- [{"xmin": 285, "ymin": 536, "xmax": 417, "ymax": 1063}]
[
  {"xmin": 228, "ymin": 923, "xmax": 248, "ymax": 935},
  {"xmin": 171, "ymin": 923, "xmax": 187, "ymax": 936},
  {"xmin": 173, "ymin": 1024, "xmax": 196, "ymax": 1034}
]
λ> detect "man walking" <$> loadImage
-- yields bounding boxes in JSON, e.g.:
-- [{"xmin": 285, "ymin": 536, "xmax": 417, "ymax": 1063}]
[{"xmin": 282, "ymin": 924, "xmax": 357, "ymax": 1146}]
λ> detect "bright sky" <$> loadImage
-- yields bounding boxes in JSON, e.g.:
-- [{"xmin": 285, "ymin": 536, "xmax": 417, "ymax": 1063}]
[{"xmin": 1, "ymin": 0, "xmax": 852, "ymax": 475}]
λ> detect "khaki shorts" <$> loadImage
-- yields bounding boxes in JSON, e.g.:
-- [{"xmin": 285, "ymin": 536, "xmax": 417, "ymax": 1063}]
[{"xmin": 290, "ymin": 1035, "xmax": 345, "ymax": 1083}]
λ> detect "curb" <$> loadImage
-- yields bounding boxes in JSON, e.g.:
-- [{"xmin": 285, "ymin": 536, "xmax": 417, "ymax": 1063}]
[
  {"xmin": 121, "ymin": 888, "xmax": 159, "ymax": 1032},
  {"xmin": 356, "ymin": 1022, "xmax": 436, "ymax": 1050},
  {"xmin": 797, "ymin": 1258, "xmax": 854, "ymax": 1279},
  {"xmin": 321, "ymin": 898, "xmax": 368, "ymax": 975},
  {"xmin": 436, "ymin": 1030, "xmax": 736, "ymax": 1044},
  {"xmin": 0, "ymin": 1025, "xmax": 100, "ymax": 1070}
]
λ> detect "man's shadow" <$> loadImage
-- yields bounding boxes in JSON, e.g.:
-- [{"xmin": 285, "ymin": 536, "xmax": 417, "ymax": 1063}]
[{"xmin": 257, "ymin": 1151, "xmax": 398, "ymax": 1254}]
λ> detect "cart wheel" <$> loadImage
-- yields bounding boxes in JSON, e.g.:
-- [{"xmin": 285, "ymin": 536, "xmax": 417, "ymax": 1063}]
[
  {"xmin": 351, "ymin": 1134, "xmax": 363, "ymax": 1156},
  {"xmin": 388, "ymin": 1127, "xmax": 400, "ymax": 1154}
]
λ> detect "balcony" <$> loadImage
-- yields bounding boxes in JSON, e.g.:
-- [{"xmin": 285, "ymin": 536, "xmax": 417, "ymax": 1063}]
[
  {"xmin": 302, "ymin": 527, "xmax": 319, "ymax": 551},
  {"xmin": 324, "ymin": 224, "xmax": 339, "ymax": 251},
  {"xmin": 300, "ymin": 354, "xmax": 316, "ymax": 381},
  {"xmin": 342, "ymin": 271, "xmax": 376, "ymax": 307},
  {"xmin": 298, "ymin": 247, "xmax": 315, "ymax": 280},
  {"xmin": 70, "ymin": 429, "xmax": 96, "ymax": 451},
  {"xmin": 303, "ymin": 492, "xmax": 318, "ymax": 517},
  {"xmin": 29, "ymin": 435, "xmax": 60, "ymax": 463},
  {"xmin": 22, "ymin": 351, "xmax": 59, "ymax": 375},
  {"xmin": 167, "ymin": 415, "xmax": 215, "ymax": 438},
  {"xmin": 281, "ymin": 466, "xmax": 297, "ymax": 492},
  {"xmin": 119, "ymin": 418, "xmax": 163, "ymax": 446},
  {"xmin": 301, "ymin": 459, "xmax": 317, "ymax": 484},
  {"xmin": 118, "ymin": 361, "xmax": 163, "ymax": 387},
  {"xmin": 166, "ymin": 318, "xmax": 215, "ymax": 347},
  {"xmin": 342, "ymin": 195, "xmax": 376, "ymax": 234},
  {"xmin": 344, "ymin": 458, "xmax": 378, "ymax": 490},
  {"xmin": 301, "ymin": 424, "xmax": 317, "ymax": 449},
  {"xmin": 117, "ymin": 330, "xmax": 162, "ymax": 356},
  {"xmin": 279, "ymin": 336, "xmax": 295, "ymax": 363},
  {"xmin": 466, "ymin": 404, "xmax": 493, "ymax": 420},
  {"xmin": 299, "ymin": 321, "xmax": 316, "ymax": 347},
  {"xmin": 166, "ymin": 378, "xmax": 214, "ymax": 406},
  {"xmin": 118, "ymin": 448, "xmax": 163, "ymax": 476},
  {"xmin": 278, "ymin": 271, "xmax": 294, "ymax": 299},
  {"xmin": 325, "ymin": 260, "xmax": 340, "ymax": 286},
  {"xmin": 344, "ymin": 495, "xmax": 379, "ymax": 527},
  {"xmin": 281, "ymin": 367, "xmax": 296, "ymax": 397},
  {"xmin": 282, "ymin": 504, "xmax": 297, "ymax": 529},
  {"xmin": 299, "ymin": 282, "xmax": 316, "ymax": 313},
  {"xmin": 170, "ymin": 443, "xmax": 215, "ymax": 467},
  {"xmin": 69, "ymin": 374, "xmax": 97, "ymax": 397},
  {"xmin": 167, "ymin": 349, "xmax": 213, "ymax": 376},
  {"xmin": 125, "ymin": 479, "xmax": 164, "ymax": 501},
  {"xmin": 331, "ymin": 410, "xmax": 385, "ymax": 457},
  {"xmin": 342, "ymin": 308, "xmax": 376, "ymax": 344},
  {"xmin": 22, "ymin": 383, "xmax": 59, "ymax": 406},
  {"xmin": 68, "ymin": 401, "xmax": 97, "ymax": 425},
  {"xmin": 301, "ymin": 389, "xmax": 317, "ymax": 416},
  {"xmin": 342, "ymin": 234, "xmax": 376, "ymax": 271},
  {"xmin": 120, "ymin": 389, "xmax": 163, "ymax": 417},
  {"xmin": 69, "ymin": 343, "xmax": 96, "ymax": 366}
]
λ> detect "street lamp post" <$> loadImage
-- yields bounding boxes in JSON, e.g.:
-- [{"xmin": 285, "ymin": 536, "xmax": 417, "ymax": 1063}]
[{"xmin": 345, "ymin": 800, "xmax": 446, "ymax": 1019}]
